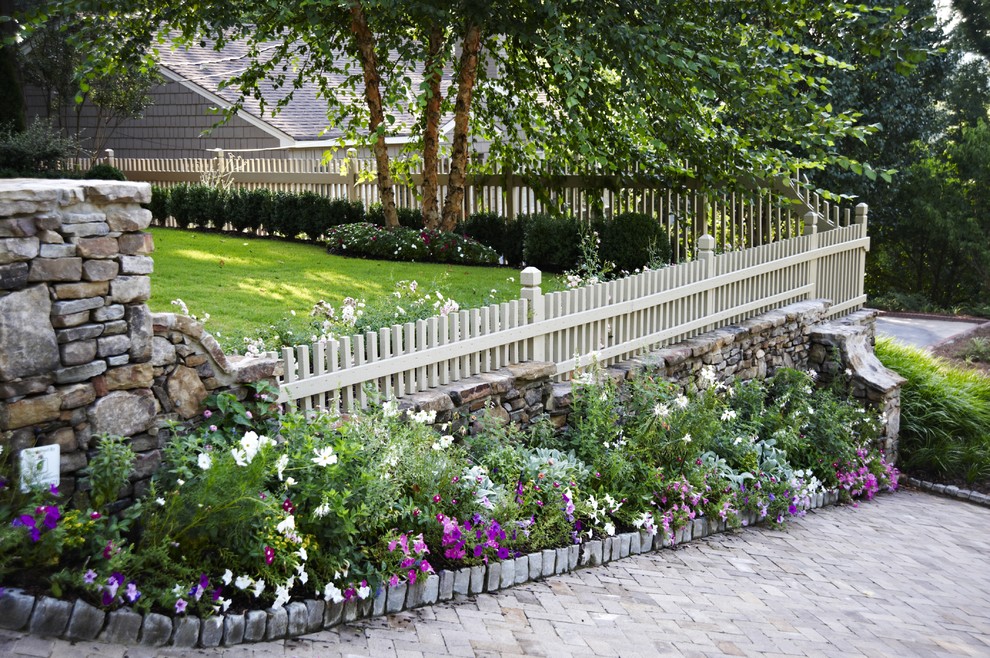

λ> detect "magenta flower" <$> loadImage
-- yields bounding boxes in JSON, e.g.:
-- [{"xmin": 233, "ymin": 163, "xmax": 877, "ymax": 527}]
[{"xmin": 264, "ymin": 546, "xmax": 275, "ymax": 565}]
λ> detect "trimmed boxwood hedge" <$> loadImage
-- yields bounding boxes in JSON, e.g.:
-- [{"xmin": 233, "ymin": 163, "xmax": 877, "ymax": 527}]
[{"xmin": 146, "ymin": 184, "xmax": 671, "ymax": 272}]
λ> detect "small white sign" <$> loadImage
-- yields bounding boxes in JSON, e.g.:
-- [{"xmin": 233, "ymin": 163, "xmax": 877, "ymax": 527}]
[{"xmin": 19, "ymin": 445, "xmax": 60, "ymax": 493}]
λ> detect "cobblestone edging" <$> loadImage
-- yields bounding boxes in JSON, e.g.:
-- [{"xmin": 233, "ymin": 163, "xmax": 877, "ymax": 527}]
[
  {"xmin": 903, "ymin": 476, "xmax": 990, "ymax": 507},
  {"xmin": 0, "ymin": 490, "xmax": 844, "ymax": 648}
]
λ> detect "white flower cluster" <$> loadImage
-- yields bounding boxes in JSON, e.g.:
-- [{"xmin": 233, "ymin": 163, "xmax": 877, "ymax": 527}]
[
  {"xmin": 231, "ymin": 431, "xmax": 275, "ymax": 467},
  {"xmin": 431, "ymin": 434, "xmax": 454, "ymax": 451}
]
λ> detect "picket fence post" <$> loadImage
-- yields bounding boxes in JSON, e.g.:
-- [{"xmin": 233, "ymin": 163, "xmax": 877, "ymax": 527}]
[
  {"xmin": 520, "ymin": 267, "xmax": 544, "ymax": 361},
  {"xmin": 696, "ymin": 234, "xmax": 716, "ymax": 331},
  {"xmin": 803, "ymin": 211, "xmax": 820, "ymax": 301}
]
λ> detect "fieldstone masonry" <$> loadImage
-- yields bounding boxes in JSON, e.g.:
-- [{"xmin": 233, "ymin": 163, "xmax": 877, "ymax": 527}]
[
  {"xmin": 395, "ymin": 298, "xmax": 903, "ymax": 460},
  {"xmin": 0, "ymin": 180, "xmax": 278, "ymax": 506}
]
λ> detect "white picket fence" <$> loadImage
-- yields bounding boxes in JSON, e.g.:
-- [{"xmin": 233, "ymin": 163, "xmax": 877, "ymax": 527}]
[
  {"xmin": 276, "ymin": 206, "xmax": 869, "ymax": 413},
  {"xmin": 71, "ymin": 151, "xmax": 857, "ymax": 261}
]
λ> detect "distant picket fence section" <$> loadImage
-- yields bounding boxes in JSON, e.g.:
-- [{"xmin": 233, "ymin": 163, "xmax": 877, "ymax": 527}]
[
  {"xmin": 275, "ymin": 205, "xmax": 869, "ymax": 414},
  {"xmin": 72, "ymin": 150, "xmax": 855, "ymax": 261}
]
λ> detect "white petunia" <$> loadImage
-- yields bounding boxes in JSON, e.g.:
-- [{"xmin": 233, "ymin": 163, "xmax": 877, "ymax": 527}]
[
  {"xmin": 272, "ymin": 584, "xmax": 290, "ymax": 609},
  {"xmin": 252, "ymin": 579, "xmax": 266, "ymax": 598},
  {"xmin": 222, "ymin": 569, "xmax": 233, "ymax": 586},
  {"xmin": 235, "ymin": 575, "xmax": 252, "ymax": 590},
  {"xmin": 276, "ymin": 454, "xmax": 289, "ymax": 480},
  {"xmin": 312, "ymin": 446, "xmax": 338, "ymax": 467},
  {"xmin": 276, "ymin": 515, "xmax": 296, "ymax": 535},
  {"xmin": 323, "ymin": 582, "xmax": 344, "ymax": 604}
]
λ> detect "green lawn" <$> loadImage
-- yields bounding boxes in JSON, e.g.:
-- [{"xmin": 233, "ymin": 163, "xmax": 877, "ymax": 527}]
[{"xmin": 148, "ymin": 228, "xmax": 554, "ymax": 346}]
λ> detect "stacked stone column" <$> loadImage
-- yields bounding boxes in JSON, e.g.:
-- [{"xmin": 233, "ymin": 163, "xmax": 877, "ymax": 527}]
[{"xmin": 0, "ymin": 179, "xmax": 156, "ymax": 503}]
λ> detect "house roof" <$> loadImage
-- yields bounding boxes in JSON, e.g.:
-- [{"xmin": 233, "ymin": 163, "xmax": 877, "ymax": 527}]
[{"xmin": 157, "ymin": 37, "xmax": 455, "ymax": 147}]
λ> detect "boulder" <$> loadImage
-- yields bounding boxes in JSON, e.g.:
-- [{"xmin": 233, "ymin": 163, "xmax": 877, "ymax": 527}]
[{"xmin": 0, "ymin": 284, "xmax": 59, "ymax": 380}]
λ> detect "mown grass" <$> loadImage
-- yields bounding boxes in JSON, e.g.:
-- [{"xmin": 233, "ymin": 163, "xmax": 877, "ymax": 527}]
[
  {"xmin": 875, "ymin": 336, "xmax": 990, "ymax": 485},
  {"xmin": 148, "ymin": 228, "xmax": 557, "ymax": 346}
]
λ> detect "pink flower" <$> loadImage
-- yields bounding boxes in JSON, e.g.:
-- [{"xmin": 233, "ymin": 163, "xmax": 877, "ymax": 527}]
[
  {"xmin": 264, "ymin": 546, "xmax": 275, "ymax": 565},
  {"xmin": 204, "ymin": 410, "xmax": 213, "ymax": 419}
]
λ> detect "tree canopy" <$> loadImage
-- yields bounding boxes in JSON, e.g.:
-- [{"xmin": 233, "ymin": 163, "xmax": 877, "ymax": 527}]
[{"xmin": 11, "ymin": 1, "xmax": 929, "ymax": 227}]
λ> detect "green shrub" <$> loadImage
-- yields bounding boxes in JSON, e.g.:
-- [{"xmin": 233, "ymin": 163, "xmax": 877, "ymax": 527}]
[
  {"xmin": 168, "ymin": 184, "xmax": 194, "ymax": 229},
  {"xmin": 0, "ymin": 118, "xmax": 79, "ymax": 174},
  {"xmin": 522, "ymin": 213, "xmax": 582, "ymax": 272},
  {"xmin": 459, "ymin": 212, "xmax": 505, "ymax": 254},
  {"xmin": 598, "ymin": 212, "xmax": 671, "ymax": 272},
  {"xmin": 876, "ymin": 337, "xmax": 990, "ymax": 484},
  {"xmin": 269, "ymin": 191, "xmax": 306, "ymax": 238},
  {"xmin": 226, "ymin": 188, "xmax": 272, "ymax": 233},
  {"xmin": 367, "ymin": 202, "xmax": 423, "ymax": 229},
  {"xmin": 146, "ymin": 186, "xmax": 170, "ymax": 224},
  {"xmin": 961, "ymin": 337, "xmax": 990, "ymax": 363},
  {"xmin": 186, "ymin": 184, "xmax": 226, "ymax": 230},
  {"xmin": 84, "ymin": 163, "xmax": 127, "ymax": 181}
]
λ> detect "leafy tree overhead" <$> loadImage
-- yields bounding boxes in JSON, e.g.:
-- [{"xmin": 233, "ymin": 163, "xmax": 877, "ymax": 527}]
[
  {"xmin": 953, "ymin": 0, "xmax": 990, "ymax": 59},
  {"xmin": 17, "ymin": 17, "xmax": 160, "ymax": 156},
  {"xmin": 13, "ymin": 1, "xmax": 927, "ymax": 230}
]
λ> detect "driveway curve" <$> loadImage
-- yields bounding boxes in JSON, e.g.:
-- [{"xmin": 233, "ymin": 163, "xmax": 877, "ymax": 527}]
[{"xmin": 2, "ymin": 489, "xmax": 987, "ymax": 657}]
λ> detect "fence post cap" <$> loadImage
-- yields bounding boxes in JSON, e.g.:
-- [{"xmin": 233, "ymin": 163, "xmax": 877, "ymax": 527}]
[
  {"xmin": 520, "ymin": 267, "xmax": 542, "ymax": 287},
  {"xmin": 696, "ymin": 234, "xmax": 716, "ymax": 251}
]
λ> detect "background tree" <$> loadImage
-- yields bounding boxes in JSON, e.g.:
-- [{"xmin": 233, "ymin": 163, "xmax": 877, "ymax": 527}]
[
  {"xmin": 16, "ymin": 1, "xmax": 927, "ymax": 232},
  {"xmin": 17, "ymin": 15, "xmax": 159, "ymax": 157},
  {"xmin": 0, "ymin": 0, "xmax": 26, "ymax": 131},
  {"xmin": 953, "ymin": 0, "xmax": 990, "ymax": 59}
]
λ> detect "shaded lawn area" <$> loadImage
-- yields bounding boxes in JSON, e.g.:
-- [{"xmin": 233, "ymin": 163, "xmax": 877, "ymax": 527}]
[{"xmin": 147, "ymin": 228, "xmax": 545, "ymax": 345}]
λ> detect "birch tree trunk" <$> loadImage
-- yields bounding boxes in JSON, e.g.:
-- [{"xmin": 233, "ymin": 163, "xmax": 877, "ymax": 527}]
[
  {"xmin": 421, "ymin": 24, "xmax": 444, "ymax": 230},
  {"xmin": 440, "ymin": 22, "xmax": 481, "ymax": 232},
  {"xmin": 349, "ymin": 2, "xmax": 399, "ymax": 229}
]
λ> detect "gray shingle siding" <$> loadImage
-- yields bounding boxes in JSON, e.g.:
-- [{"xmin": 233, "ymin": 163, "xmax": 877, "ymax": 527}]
[{"xmin": 24, "ymin": 80, "xmax": 282, "ymax": 159}]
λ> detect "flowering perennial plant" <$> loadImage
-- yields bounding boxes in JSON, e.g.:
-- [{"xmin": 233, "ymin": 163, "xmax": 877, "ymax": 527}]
[{"xmin": 0, "ymin": 365, "xmax": 899, "ymax": 618}]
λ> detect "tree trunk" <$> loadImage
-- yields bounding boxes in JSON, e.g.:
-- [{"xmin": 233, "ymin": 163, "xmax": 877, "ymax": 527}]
[
  {"xmin": 440, "ymin": 22, "xmax": 482, "ymax": 232},
  {"xmin": 421, "ymin": 23, "xmax": 444, "ymax": 230},
  {"xmin": 349, "ymin": 2, "xmax": 399, "ymax": 229}
]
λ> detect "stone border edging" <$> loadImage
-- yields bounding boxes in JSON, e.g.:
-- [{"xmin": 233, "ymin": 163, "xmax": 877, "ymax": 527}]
[
  {"xmin": 0, "ymin": 490, "xmax": 844, "ymax": 648},
  {"xmin": 903, "ymin": 476, "xmax": 990, "ymax": 507}
]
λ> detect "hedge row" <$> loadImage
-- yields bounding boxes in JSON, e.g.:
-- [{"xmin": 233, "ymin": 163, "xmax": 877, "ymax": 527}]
[
  {"xmin": 459, "ymin": 211, "xmax": 672, "ymax": 273},
  {"xmin": 147, "ymin": 185, "xmax": 365, "ymax": 242},
  {"xmin": 147, "ymin": 184, "xmax": 672, "ymax": 272}
]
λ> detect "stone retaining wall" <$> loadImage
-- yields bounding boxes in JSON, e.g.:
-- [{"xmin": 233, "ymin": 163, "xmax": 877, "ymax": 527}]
[
  {"xmin": 396, "ymin": 299, "xmax": 903, "ymax": 459},
  {"xmin": 0, "ymin": 180, "xmax": 278, "ymax": 507}
]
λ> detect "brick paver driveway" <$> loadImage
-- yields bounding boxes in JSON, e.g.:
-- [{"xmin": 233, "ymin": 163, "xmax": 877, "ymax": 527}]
[{"xmin": 3, "ymin": 488, "xmax": 988, "ymax": 657}]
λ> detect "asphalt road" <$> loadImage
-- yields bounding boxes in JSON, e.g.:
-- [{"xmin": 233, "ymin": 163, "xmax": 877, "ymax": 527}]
[{"xmin": 875, "ymin": 314, "xmax": 984, "ymax": 349}]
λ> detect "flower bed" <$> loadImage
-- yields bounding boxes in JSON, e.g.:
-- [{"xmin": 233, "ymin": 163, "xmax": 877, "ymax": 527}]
[{"xmin": 0, "ymin": 364, "xmax": 898, "ymax": 646}]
